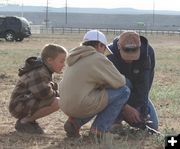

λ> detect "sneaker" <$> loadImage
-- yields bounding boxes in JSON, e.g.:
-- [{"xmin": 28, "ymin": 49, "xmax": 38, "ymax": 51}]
[
  {"xmin": 15, "ymin": 120, "xmax": 44, "ymax": 134},
  {"xmin": 64, "ymin": 117, "xmax": 80, "ymax": 138},
  {"xmin": 30, "ymin": 121, "xmax": 44, "ymax": 134}
]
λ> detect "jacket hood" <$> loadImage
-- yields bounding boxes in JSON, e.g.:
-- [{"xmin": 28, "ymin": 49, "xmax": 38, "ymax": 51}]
[
  {"xmin": 110, "ymin": 36, "xmax": 149, "ymax": 60},
  {"xmin": 66, "ymin": 46, "xmax": 96, "ymax": 66},
  {"xmin": 18, "ymin": 57, "xmax": 43, "ymax": 76}
]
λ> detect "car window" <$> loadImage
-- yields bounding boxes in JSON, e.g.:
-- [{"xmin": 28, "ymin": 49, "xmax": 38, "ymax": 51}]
[{"xmin": 6, "ymin": 18, "xmax": 19, "ymax": 25}]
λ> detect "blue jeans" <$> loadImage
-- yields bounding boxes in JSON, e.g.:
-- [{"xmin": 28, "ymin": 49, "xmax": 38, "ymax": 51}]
[
  {"xmin": 124, "ymin": 78, "xmax": 159, "ymax": 130},
  {"xmin": 145, "ymin": 99, "xmax": 158, "ymax": 130},
  {"xmin": 71, "ymin": 86, "xmax": 130, "ymax": 132}
]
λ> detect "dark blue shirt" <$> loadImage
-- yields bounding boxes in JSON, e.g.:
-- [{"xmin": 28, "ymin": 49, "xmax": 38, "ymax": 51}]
[{"xmin": 107, "ymin": 36, "xmax": 155, "ymax": 113}]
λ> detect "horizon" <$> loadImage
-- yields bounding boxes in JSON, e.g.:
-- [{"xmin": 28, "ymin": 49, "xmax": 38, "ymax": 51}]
[{"xmin": 1, "ymin": 0, "xmax": 180, "ymax": 11}]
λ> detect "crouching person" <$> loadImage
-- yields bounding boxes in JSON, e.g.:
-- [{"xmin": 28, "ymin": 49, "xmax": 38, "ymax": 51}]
[
  {"xmin": 9, "ymin": 44, "xmax": 67, "ymax": 134},
  {"xmin": 59, "ymin": 30, "xmax": 130, "ymax": 139}
]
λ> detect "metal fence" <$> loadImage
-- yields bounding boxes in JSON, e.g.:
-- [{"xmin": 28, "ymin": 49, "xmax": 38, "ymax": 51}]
[{"xmin": 31, "ymin": 25, "xmax": 180, "ymax": 36}]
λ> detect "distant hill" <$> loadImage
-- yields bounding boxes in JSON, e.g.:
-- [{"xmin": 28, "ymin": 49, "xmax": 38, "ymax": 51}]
[
  {"xmin": 1, "ymin": 4, "xmax": 180, "ymax": 15},
  {"xmin": 1, "ymin": 11, "xmax": 180, "ymax": 31},
  {"xmin": 1, "ymin": 4, "xmax": 180, "ymax": 31}
]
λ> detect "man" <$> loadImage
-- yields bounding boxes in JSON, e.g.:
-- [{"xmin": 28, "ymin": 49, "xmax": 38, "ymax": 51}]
[
  {"xmin": 108, "ymin": 31, "xmax": 158, "ymax": 130},
  {"xmin": 59, "ymin": 30, "xmax": 130, "ymax": 138}
]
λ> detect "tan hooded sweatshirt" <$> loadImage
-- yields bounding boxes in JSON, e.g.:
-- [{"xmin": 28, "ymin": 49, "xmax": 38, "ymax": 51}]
[{"xmin": 59, "ymin": 46, "xmax": 125, "ymax": 118}]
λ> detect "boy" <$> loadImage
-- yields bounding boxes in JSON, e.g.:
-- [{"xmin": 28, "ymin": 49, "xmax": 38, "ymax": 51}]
[{"xmin": 9, "ymin": 44, "xmax": 67, "ymax": 134}]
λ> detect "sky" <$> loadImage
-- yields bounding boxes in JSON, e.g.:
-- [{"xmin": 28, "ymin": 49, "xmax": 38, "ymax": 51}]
[{"xmin": 1, "ymin": 0, "xmax": 180, "ymax": 11}]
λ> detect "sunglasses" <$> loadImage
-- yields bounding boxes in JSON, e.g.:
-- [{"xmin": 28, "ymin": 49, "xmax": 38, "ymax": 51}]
[
  {"xmin": 117, "ymin": 41, "xmax": 140, "ymax": 52},
  {"xmin": 121, "ymin": 47, "xmax": 140, "ymax": 52}
]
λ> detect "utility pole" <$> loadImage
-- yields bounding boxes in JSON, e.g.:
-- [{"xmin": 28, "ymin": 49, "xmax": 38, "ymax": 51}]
[
  {"xmin": 153, "ymin": 0, "xmax": 155, "ymax": 27},
  {"xmin": 45, "ymin": 0, "xmax": 49, "ymax": 28},
  {"xmin": 5, "ymin": 0, "xmax": 9, "ymax": 5},
  {"xmin": 21, "ymin": 0, "xmax": 24, "ymax": 17},
  {"xmin": 65, "ymin": 0, "xmax": 67, "ymax": 24}
]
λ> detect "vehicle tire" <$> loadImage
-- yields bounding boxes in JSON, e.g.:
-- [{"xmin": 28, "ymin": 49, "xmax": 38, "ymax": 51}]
[
  {"xmin": 15, "ymin": 37, "xmax": 24, "ymax": 42},
  {"xmin": 4, "ymin": 31, "xmax": 16, "ymax": 41}
]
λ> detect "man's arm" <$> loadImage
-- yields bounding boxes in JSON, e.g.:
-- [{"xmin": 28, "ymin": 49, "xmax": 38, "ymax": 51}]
[{"xmin": 127, "ymin": 45, "xmax": 155, "ymax": 117}]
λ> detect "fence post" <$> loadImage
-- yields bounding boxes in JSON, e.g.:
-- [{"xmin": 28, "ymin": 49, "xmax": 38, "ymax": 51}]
[
  {"xmin": 106, "ymin": 28, "xmax": 108, "ymax": 34},
  {"xmin": 62, "ymin": 27, "xmax": 64, "ymax": 34},
  {"xmin": 40, "ymin": 27, "xmax": 43, "ymax": 34},
  {"xmin": 51, "ymin": 27, "xmax": 54, "ymax": 34}
]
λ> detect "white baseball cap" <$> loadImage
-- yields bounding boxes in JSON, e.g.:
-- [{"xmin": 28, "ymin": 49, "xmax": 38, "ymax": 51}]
[{"xmin": 83, "ymin": 30, "xmax": 112, "ymax": 55}]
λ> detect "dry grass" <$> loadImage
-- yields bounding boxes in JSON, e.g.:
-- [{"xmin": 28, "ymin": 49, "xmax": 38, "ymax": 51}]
[{"xmin": 0, "ymin": 33, "xmax": 179, "ymax": 149}]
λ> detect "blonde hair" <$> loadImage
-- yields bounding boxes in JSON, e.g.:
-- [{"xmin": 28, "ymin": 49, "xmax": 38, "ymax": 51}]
[{"xmin": 41, "ymin": 44, "xmax": 67, "ymax": 62}]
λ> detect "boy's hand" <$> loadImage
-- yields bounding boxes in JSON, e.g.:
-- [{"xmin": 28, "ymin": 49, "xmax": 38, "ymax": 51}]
[
  {"xmin": 55, "ymin": 90, "xmax": 60, "ymax": 97},
  {"xmin": 50, "ymin": 82, "xmax": 58, "ymax": 90},
  {"xmin": 122, "ymin": 104, "xmax": 142, "ymax": 124}
]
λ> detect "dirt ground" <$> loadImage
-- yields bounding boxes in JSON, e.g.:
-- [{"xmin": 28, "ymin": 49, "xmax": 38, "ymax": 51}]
[{"xmin": 0, "ymin": 33, "xmax": 179, "ymax": 149}]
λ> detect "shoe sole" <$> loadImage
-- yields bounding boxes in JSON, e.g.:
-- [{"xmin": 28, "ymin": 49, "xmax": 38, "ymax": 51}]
[
  {"xmin": 64, "ymin": 121, "xmax": 80, "ymax": 138},
  {"xmin": 15, "ymin": 120, "xmax": 44, "ymax": 134}
]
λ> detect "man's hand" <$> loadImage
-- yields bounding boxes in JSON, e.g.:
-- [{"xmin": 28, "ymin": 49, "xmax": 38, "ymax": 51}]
[{"xmin": 122, "ymin": 104, "xmax": 142, "ymax": 124}]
